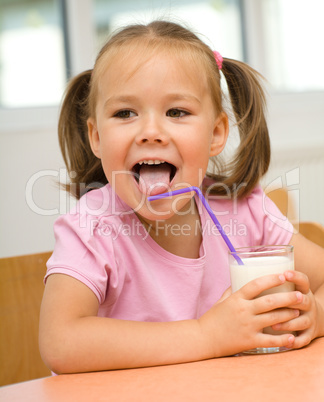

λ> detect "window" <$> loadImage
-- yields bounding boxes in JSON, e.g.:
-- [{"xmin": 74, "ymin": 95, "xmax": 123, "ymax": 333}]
[
  {"xmin": 1, "ymin": 0, "xmax": 323, "ymax": 122},
  {"xmin": 0, "ymin": 0, "xmax": 67, "ymax": 108},
  {"xmin": 94, "ymin": 0, "xmax": 244, "ymax": 60},
  {"xmin": 244, "ymin": 0, "xmax": 324, "ymax": 92}
]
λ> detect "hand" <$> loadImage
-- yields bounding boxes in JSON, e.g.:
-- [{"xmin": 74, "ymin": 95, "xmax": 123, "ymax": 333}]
[
  {"xmin": 198, "ymin": 274, "xmax": 300, "ymax": 357},
  {"xmin": 271, "ymin": 270, "xmax": 324, "ymax": 349}
]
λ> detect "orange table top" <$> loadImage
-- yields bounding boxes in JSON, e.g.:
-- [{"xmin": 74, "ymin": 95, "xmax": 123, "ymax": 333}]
[{"xmin": 1, "ymin": 337, "xmax": 324, "ymax": 402}]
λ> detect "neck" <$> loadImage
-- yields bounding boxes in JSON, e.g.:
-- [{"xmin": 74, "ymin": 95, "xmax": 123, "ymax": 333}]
[{"xmin": 137, "ymin": 198, "xmax": 202, "ymax": 259}]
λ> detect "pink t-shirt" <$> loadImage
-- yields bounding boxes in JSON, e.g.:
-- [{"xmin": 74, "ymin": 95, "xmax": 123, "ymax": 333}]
[{"xmin": 45, "ymin": 183, "xmax": 293, "ymax": 321}]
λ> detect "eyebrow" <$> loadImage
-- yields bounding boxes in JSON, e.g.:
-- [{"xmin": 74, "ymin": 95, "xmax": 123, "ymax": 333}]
[
  {"xmin": 166, "ymin": 93, "xmax": 201, "ymax": 104},
  {"xmin": 104, "ymin": 93, "xmax": 201, "ymax": 109},
  {"xmin": 104, "ymin": 96, "xmax": 138, "ymax": 109}
]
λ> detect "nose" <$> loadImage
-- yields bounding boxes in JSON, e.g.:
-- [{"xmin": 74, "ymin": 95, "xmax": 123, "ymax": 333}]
[{"xmin": 135, "ymin": 114, "xmax": 169, "ymax": 145}]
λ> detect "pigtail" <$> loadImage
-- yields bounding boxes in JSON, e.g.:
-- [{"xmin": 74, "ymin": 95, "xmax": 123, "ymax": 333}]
[
  {"xmin": 208, "ymin": 58, "xmax": 270, "ymax": 199},
  {"xmin": 58, "ymin": 70, "xmax": 107, "ymax": 199}
]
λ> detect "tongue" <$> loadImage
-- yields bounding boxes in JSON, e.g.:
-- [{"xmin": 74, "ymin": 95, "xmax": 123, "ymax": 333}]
[{"xmin": 138, "ymin": 164, "xmax": 172, "ymax": 195}]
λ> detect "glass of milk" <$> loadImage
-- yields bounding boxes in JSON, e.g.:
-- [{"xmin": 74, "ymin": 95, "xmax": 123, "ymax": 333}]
[{"xmin": 229, "ymin": 245, "xmax": 295, "ymax": 354}]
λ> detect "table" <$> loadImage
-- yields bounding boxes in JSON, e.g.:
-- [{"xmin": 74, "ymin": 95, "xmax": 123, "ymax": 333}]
[{"xmin": 1, "ymin": 337, "xmax": 324, "ymax": 402}]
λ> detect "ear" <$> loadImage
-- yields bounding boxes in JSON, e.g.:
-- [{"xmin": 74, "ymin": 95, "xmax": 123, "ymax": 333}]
[
  {"xmin": 210, "ymin": 112, "xmax": 229, "ymax": 157},
  {"xmin": 87, "ymin": 118, "xmax": 101, "ymax": 159}
]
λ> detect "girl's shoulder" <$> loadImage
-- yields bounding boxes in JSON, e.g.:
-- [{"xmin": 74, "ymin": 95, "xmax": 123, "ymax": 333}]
[
  {"xmin": 47, "ymin": 184, "xmax": 129, "ymax": 303},
  {"xmin": 203, "ymin": 183, "xmax": 265, "ymax": 214},
  {"xmin": 73, "ymin": 183, "xmax": 131, "ymax": 217},
  {"xmin": 203, "ymin": 181, "xmax": 281, "ymax": 215},
  {"xmin": 52, "ymin": 183, "xmax": 133, "ymax": 245},
  {"xmin": 203, "ymin": 182, "xmax": 294, "ymax": 243}
]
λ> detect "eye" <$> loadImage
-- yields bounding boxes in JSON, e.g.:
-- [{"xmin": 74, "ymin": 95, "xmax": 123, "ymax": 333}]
[
  {"xmin": 113, "ymin": 110, "xmax": 136, "ymax": 119},
  {"xmin": 166, "ymin": 108, "xmax": 188, "ymax": 118}
]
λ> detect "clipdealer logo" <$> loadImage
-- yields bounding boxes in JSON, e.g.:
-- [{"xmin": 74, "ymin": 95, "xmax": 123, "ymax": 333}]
[{"xmin": 25, "ymin": 167, "xmax": 299, "ymax": 235}]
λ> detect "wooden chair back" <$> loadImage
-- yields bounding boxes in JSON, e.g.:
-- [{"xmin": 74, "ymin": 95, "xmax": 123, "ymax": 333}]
[
  {"xmin": 0, "ymin": 251, "xmax": 52, "ymax": 386},
  {"xmin": 267, "ymin": 188, "xmax": 324, "ymax": 248},
  {"xmin": 266, "ymin": 187, "xmax": 298, "ymax": 224},
  {"xmin": 298, "ymin": 222, "xmax": 324, "ymax": 248}
]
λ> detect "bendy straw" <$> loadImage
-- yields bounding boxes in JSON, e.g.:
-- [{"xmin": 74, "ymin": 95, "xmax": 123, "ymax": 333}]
[{"xmin": 148, "ymin": 186, "xmax": 244, "ymax": 265}]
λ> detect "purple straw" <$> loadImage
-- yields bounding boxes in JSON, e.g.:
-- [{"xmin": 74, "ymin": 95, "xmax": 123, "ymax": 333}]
[{"xmin": 148, "ymin": 186, "xmax": 244, "ymax": 265}]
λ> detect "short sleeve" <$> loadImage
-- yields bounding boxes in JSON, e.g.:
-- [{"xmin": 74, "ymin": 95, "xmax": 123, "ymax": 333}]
[
  {"xmin": 45, "ymin": 211, "xmax": 116, "ymax": 304},
  {"xmin": 245, "ymin": 186, "xmax": 294, "ymax": 246}
]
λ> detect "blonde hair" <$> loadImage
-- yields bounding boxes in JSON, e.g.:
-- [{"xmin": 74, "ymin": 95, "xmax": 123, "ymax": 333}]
[{"xmin": 59, "ymin": 20, "xmax": 270, "ymax": 199}]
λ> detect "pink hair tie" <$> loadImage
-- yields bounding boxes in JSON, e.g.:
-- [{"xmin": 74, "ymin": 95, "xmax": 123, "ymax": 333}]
[{"xmin": 213, "ymin": 50, "xmax": 223, "ymax": 70}]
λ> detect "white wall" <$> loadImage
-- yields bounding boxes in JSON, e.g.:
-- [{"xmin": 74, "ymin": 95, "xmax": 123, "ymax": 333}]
[
  {"xmin": 264, "ymin": 92, "xmax": 324, "ymax": 226},
  {"xmin": 0, "ymin": 117, "xmax": 64, "ymax": 258}
]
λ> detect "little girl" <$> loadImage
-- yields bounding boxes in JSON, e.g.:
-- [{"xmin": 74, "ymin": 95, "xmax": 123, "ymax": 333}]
[{"xmin": 39, "ymin": 20, "xmax": 324, "ymax": 374}]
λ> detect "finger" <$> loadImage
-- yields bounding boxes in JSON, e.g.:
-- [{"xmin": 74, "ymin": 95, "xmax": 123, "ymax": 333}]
[
  {"xmin": 254, "ymin": 332, "xmax": 295, "ymax": 350},
  {"xmin": 289, "ymin": 330, "xmax": 312, "ymax": 349},
  {"xmin": 239, "ymin": 274, "xmax": 287, "ymax": 300},
  {"xmin": 284, "ymin": 270, "xmax": 310, "ymax": 294},
  {"xmin": 260, "ymin": 308, "xmax": 300, "ymax": 329},
  {"xmin": 286, "ymin": 292, "xmax": 312, "ymax": 312},
  {"xmin": 253, "ymin": 290, "xmax": 303, "ymax": 314},
  {"xmin": 272, "ymin": 313, "xmax": 311, "ymax": 332}
]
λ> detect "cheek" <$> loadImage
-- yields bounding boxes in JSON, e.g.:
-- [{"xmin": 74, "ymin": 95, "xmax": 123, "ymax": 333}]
[
  {"xmin": 185, "ymin": 137, "xmax": 211, "ymax": 165},
  {"xmin": 98, "ymin": 136, "xmax": 121, "ymax": 166},
  {"xmin": 99, "ymin": 153, "xmax": 120, "ymax": 185}
]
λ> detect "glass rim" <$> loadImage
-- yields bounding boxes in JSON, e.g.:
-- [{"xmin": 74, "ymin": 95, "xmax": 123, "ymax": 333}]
[{"xmin": 228, "ymin": 244, "xmax": 293, "ymax": 257}]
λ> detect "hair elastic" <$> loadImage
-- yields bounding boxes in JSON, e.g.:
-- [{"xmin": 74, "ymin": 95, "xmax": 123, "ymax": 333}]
[{"xmin": 213, "ymin": 51, "xmax": 223, "ymax": 70}]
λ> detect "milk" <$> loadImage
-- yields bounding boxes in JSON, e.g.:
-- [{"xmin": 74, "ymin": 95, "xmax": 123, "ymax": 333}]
[
  {"xmin": 230, "ymin": 255, "xmax": 295, "ymax": 336},
  {"xmin": 230, "ymin": 256, "xmax": 295, "ymax": 294}
]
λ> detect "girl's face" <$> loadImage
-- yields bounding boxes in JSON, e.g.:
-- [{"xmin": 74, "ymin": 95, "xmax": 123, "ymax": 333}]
[{"xmin": 88, "ymin": 50, "xmax": 228, "ymax": 221}]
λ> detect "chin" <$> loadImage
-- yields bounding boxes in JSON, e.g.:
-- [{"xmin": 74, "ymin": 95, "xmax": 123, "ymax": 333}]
[{"xmin": 134, "ymin": 199, "xmax": 176, "ymax": 221}]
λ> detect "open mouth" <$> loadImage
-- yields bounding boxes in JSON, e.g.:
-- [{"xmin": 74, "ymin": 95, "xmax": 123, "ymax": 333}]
[{"xmin": 132, "ymin": 160, "xmax": 177, "ymax": 194}]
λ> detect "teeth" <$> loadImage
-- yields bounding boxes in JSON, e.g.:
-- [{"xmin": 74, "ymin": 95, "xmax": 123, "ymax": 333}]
[{"xmin": 138, "ymin": 160, "xmax": 165, "ymax": 165}]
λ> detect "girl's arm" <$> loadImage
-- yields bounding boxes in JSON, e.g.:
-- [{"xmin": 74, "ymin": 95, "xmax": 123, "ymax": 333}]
[
  {"xmin": 291, "ymin": 232, "xmax": 324, "ymax": 292},
  {"xmin": 39, "ymin": 272, "xmax": 298, "ymax": 373},
  {"xmin": 39, "ymin": 274, "xmax": 207, "ymax": 374}
]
